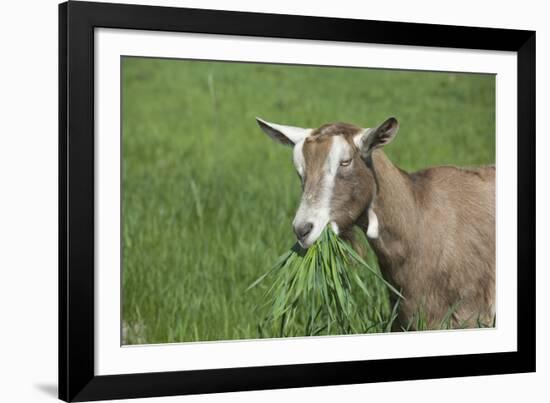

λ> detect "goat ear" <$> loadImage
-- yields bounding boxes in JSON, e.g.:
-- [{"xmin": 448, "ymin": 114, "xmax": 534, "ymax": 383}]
[
  {"xmin": 354, "ymin": 117, "xmax": 399, "ymax": 157},
  {"xmin": 256, "ymin": 117, "xmax": 311, "ymax": 146}
]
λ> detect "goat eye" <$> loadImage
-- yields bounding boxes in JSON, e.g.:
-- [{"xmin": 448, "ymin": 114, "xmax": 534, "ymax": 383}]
[{"xmin": 340, "ymin": 159, "xmax": 352, "ymax": 167}]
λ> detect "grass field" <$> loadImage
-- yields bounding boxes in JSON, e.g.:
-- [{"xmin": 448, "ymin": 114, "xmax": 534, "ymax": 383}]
[{"xmin": 121, "ymin": 57, "xmax": 495, "ymax": 344}]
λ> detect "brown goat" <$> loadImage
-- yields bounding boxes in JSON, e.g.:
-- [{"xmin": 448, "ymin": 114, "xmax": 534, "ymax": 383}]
[{"xmin": 257, "ymin": 117, "xmax": 495, "ymax": 330}]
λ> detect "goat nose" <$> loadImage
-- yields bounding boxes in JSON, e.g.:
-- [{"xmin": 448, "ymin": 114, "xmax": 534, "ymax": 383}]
[{"xmin": 294, "ymin": 222, "xmax": 313, "ymax": 240}]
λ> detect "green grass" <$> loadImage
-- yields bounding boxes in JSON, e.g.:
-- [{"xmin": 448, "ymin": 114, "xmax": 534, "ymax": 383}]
[
  {"xmin": 249, "ymin": 226, "xmax": 403, "ymax": 338},
  {"xmin": 121, "ymin": 57, "xmax": 495, "ymax": 344}
]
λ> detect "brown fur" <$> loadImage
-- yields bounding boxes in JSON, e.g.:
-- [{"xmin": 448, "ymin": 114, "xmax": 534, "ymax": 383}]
[
  {"xmin": 358, "ymin": 151, "xmax": 495, "ymax": 329},
  {"xmin": 303, "ymin": 123, "xmax": 495, "ymax": 330},
  {"xmin": 304, "ymin": 123, "xmax": 375, "ymax": 232}
]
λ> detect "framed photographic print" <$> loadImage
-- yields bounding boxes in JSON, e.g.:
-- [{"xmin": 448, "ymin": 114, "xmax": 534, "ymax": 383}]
[{"xmin": 59, "ymin": 1, "xmax": 536, "ymax": 401}]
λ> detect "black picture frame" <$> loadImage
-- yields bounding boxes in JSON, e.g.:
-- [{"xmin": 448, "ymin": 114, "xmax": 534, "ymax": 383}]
[{"xmin": 59, "ymin": 1, "xmax": 536, "ymax": 401}]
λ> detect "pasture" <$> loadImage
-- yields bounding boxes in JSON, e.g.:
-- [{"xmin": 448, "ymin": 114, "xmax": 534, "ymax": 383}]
[{"xmin": 121, "ymin": 57, "xmax": 495, "ymax": 344}]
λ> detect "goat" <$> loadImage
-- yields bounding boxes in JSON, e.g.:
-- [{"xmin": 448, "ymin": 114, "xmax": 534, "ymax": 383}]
[{"xmin": 257, "ymin": 117, "xmax": 495, "ymax": 330}]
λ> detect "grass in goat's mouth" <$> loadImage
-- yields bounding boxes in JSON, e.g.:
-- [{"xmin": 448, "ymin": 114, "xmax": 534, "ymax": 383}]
[{"xmin": 248, "ymin": 226, "xmax": 404, "ymax": 337}]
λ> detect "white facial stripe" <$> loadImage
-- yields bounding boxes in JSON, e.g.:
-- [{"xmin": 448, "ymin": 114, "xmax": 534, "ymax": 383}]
[
  {"xmin": 294, "ymin": 136, "xmax": 349, "ymax": 246},
  {"xmin": 329, "ymin": 135, "xmax": 348, "ymax": 171}
]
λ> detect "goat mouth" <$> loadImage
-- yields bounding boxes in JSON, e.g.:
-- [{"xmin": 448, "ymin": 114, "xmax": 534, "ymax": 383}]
[
  {"xmin": 296, "ymin": 221, "xmax": 337, "ymax": 249},
  {"xmin": 296, "ymin": 234, "xmax": 314, "ymax": 249},
  {"xmin": 296, "ymin": 233, "xmax": 315, "ymax": 249}
]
